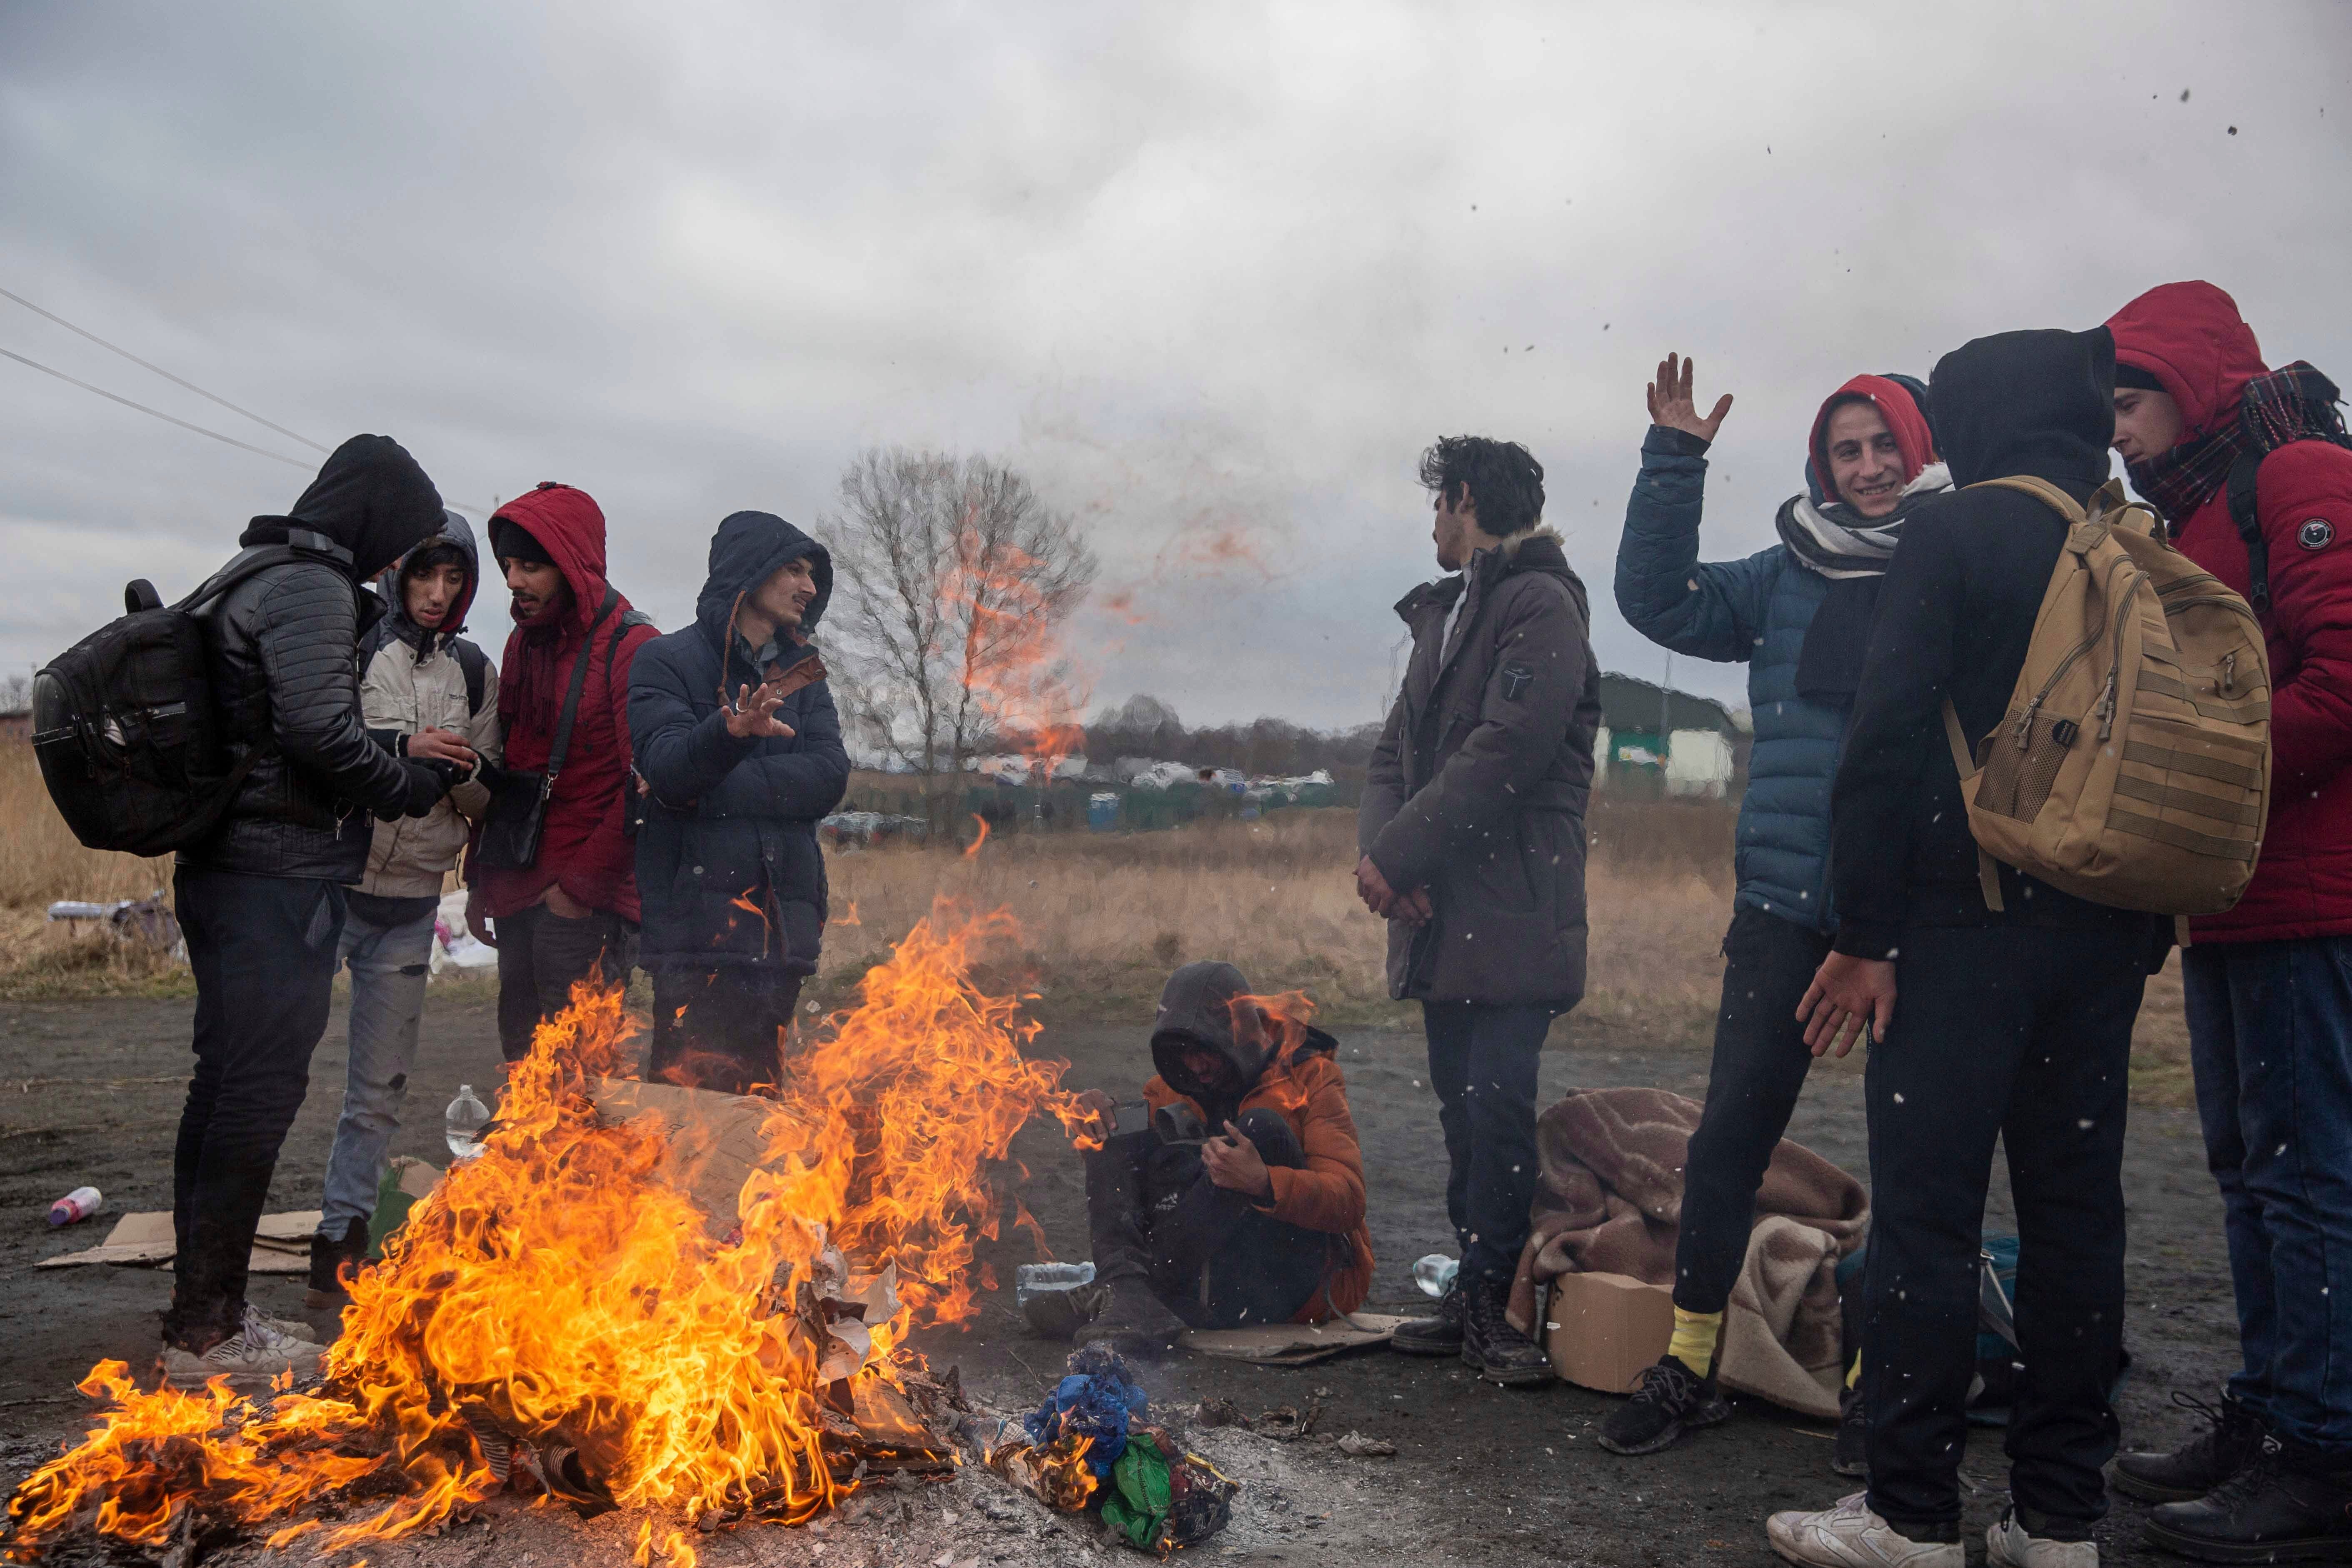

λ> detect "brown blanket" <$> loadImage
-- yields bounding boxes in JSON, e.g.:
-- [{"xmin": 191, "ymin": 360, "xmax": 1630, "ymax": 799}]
[{"xmin": 1506, "ymin": 1086, "xmax": 1869, "ymax": 1417}]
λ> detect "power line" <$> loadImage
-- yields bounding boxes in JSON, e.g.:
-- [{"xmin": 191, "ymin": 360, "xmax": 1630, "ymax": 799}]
[
  {"xmin": 0, "ymin": 346, "xmax": 311, "ymax": 469},
  {"xmin": 0, "ymin": 285, "xmax": 328, "ymax": 453}
]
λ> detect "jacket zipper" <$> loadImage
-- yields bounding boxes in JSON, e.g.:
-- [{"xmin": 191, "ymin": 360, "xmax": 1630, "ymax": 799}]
[{"xmin": 2093, "ymin": 563, "xmax": 2145, "ymax": 741}]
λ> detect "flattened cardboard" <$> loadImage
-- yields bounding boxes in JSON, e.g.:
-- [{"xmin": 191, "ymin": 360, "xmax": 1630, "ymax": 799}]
[
  {"xmin": 1543, "ymin": 1270, "xmax": 1674, "ymax": 1393},
  {"xmin": 1178, "ymin": 1312, "xmax": 1410, "ymax": 1366},
  {"xmin": 38, "ymin": 1209, "xmax": 323, "ymax": 1273}
]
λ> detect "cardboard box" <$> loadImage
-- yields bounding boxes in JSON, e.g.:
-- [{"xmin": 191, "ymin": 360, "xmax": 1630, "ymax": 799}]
[{"xmin": 1543, "ymin": 1270, "xmax": 1674, "ymax": 1393}]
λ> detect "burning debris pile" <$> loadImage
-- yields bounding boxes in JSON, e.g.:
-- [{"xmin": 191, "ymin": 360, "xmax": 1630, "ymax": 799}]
[{"xmin": 2, "ymin": 899, "xmax": 1208, "ymax": 1565}]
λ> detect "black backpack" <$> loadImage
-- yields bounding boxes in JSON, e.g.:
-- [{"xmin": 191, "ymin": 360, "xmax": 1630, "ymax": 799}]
[{"xmin": 32, "ymin": 532, "xmax": 347, "ymax": 856}]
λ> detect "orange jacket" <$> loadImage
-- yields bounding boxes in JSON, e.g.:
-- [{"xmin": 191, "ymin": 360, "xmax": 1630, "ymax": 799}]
[{"xmin": 1143, "ymin": 1039, "xmax": 1374, "ymax": 1321}]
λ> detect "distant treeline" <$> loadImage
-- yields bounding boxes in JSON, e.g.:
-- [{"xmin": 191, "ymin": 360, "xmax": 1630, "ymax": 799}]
[{"xmin": 1083, "ymin": 694, "xmax": 1383, "ymax": 778}]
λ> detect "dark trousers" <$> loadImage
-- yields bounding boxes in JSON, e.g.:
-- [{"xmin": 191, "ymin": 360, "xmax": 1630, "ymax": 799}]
[
  {"xmin": 1675, "ymin": 904, "xmax": 1835, "ymax": 1315},
  {"xmin": 1863, "ymin": 924, "xmax": 2145, "ymax": 1530},
  {"xmin": 1086, "ymin": 1109, "xmax": 1330, "ymax": 1330},
  {"xmin": 647, "ymin": 968, "xmax": 803, "ymax": 1095},
  {"xmin": 1423, "ymin": 1000, "xmax": 1554, "ymax": 1282},
  {"xmin": 494, "ymin": 902, "xmax": 635, "ymax": 1061},
  {"xmin": 2185, "ymin": 936, "xmax": 2352, "ymax": 1457},
  {"xmin": 167, "ymin": 866, "xmax": 346, "ymax": 1347}
]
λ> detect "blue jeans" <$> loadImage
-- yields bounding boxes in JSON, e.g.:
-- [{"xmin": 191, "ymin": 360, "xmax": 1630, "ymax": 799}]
[
  {"xmin": 319, "ymin": 892, "xmax": 439, "ymax": 1245},
  {"xmin": 1422, "ymin": 1001, "xmax": 1555, "ymax": 1283},
  {"xmin": 2185, "ymin": 936, "xmax": 2352, "ymax": 1456}
]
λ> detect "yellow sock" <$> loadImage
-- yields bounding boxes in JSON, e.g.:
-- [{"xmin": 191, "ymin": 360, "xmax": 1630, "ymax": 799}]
[{"xmin": 1667, "ymin": 1307, "xmax": 1722, "ymax": 1376}]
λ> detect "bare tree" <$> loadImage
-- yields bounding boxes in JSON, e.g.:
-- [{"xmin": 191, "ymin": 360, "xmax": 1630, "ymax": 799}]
[{"xmin": 825, "ymin": 449, "xmax": 1097, "ymax": 809}]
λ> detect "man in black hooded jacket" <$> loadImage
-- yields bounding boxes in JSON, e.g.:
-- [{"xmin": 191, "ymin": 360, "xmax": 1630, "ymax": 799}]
[
  {"xmin": 629, "ymin": 511, "xmax": 851, "ymax": 1093},
  {"xmin": 164, "ymin": 434, "xmax": 455, "ymax": 1389},
  {"xmin": 1765, "ymin": 332, "xmax": 2167, "ymax": 1567}
]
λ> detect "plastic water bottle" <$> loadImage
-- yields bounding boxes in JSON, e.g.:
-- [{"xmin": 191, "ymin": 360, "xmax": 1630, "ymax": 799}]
[
  {"xmin": 445, "ymin": 1085, "xmax": 491, "ymax": 1161},
  {"xmin": 1411, "ymin": 1253, "xmax": 1460, "ymax": 1298},
  {"xmin": 47, "ymin": 1186, "xmax": 104, "ymax": 1227},
  {"xmin": 1013, "ymin": 1260, "xmax": 1096, "ymax": 1309}
]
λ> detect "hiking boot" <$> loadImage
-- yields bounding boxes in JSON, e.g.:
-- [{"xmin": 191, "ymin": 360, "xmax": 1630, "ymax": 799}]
[
  {"xmin": 1390, "ymin": 1282, "xmax": 1466, "ymax": 1357},
  {"xmin": 1599, "ymin": 1354, "xmax": 1730, "ymax": 1455},
  {"xmin": 158, "ymin": 1303, "xmax": 327, "ymax": 1393},
  {"xmin": 306, "ymin": 1223, "xmax": 370, "ymax": 1310},
  {"xmin": 2111, "ymin": 1391, "xmax": 2265, "ymax": 1504},
  {"xmin": 1986, "ymin": 1505, "xmax": 2098, "ymax": 1567},
  {"xmin": 1765, "ymin": 1493, "xmax": 1962, "ymax": 1568},
  {"xmin": 2142, "ymin": 1438, "xmax": 2352, "ymax": 1563},
  {"xmin": 1833, "ymin": 1381, "xmax": 1869, "ymax": 1479},
  {"xmin": 1460, "ymin": 1276, "xmax": 1554, "ymax": 1387}
]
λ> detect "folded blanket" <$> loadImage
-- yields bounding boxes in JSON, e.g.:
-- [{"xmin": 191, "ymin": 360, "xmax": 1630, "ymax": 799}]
[{"xmin": 1506, "ymin": 1086, "xmax": 1868, "ymax": 1418}]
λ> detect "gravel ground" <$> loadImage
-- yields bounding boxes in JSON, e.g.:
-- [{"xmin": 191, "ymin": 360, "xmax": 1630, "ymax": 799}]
[{"xmin": 0, "ymin": 992, "xmax": 2232, "ymax": 1566}]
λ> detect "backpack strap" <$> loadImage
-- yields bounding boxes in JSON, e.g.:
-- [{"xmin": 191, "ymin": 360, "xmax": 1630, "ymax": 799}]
[
  {"xmin": 1970, "ymin": 475, "xmax": 2088, "ymax": 523},
  {"xmin": 2226, "ymin": 449, "xmax": 2270, "ymax": 616},
  {"xmin": 544, "ymin": 588, "xmax": 619, "ymax": 785},
  {"xmin": 1941, "ymin": 697, "xmax": 2007, "ymax": 914},
  {"xmin": 604, "ymin": 608, "xmax": 655, "ymax": 677},
  {"xmin": 455, "ymin": 639, "xmax": 490, "ymax": 716}
]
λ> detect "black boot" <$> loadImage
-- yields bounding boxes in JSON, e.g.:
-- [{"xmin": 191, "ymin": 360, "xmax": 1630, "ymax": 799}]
[
  {"xmin": 305, "ymin": 1223, "xmax": 369, "ymax": 1310},
  {"xmin": 1082, "ymin": 1276, "xmax": 1188, "ymax": 1363},
  {"xmin": 2143, "ymin": 1436, "xmax": 2352, "ymax": 1562},
  {"xmin": 1390, "ymin": 1282, "xmax": 1466, "ymax": 1357},
  {"xmin": 1832, "ymin": 1377, "xmax": 1869, "ymax": 1479},
  {"xmin": 2113, "ymin": 1391, "xmax": 2267, "ymax": 1504},
  {"xmin": 1598, "ymin": 1354, "xmax": 1730, "ymax": 1455},
  {"xmin": 1460, "ymin": 1275, "xmax": 1554, "ymax": 1387}
]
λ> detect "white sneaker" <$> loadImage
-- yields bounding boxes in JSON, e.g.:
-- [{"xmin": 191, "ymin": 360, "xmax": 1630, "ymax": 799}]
[
  {"xmin": 1767, "ymin": 1493, "xmax": 1964, "ymax": 1568},
  {"xmin": 158, "ymin": 1304, "xmax": 327, "ymax": 1393},
  {"xmin": 1986, "ymin": 1508, "xmax": 2098, "ymax": 1567}
]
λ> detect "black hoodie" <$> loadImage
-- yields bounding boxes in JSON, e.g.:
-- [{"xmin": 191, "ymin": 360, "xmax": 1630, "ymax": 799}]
[
  {"xmin": 1829, "ymin": 328, "xmax": 2157, "ymax": 955},
  {"xmin": 242, "ymin": 433, "xmax": 447, "ymax": 584},
  {"xmin": 627, "ymin": 512, "xmax": 851, "ymax": 974}
]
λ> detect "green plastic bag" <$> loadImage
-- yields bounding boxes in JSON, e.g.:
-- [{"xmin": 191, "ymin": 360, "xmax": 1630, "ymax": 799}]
[{"xmin": 1100, "ymin": 1432, "xmax": 1172, "ymax": 1550}]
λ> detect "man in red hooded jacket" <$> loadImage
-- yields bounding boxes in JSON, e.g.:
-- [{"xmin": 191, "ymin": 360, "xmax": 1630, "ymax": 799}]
[
  {"xmin": 2103, "ymin": 281, "xmax": 2352, "ymax": 1561},
  {"xmin": 467, "ymin": 482, "xmax": 660, "ymax": 1061}
]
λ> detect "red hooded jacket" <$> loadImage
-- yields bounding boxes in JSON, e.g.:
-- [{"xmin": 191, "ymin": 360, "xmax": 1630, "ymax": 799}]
[
  {"xmin": 2107, "ymin": 282, "xmax": 2352, "ymax": 942},
  {"xmin": 471, "ymin": 484, "xmax": 660, "ymax": 922}
]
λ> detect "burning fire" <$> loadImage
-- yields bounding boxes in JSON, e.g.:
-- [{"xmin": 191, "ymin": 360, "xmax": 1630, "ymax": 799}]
[
  {"xmin": 6, "ymin": 901, "xmax": 1095, "ymax": 1560},
  {"xmin": 942, "ymin": 527, "xmax": 1091, "ymax": 785}
]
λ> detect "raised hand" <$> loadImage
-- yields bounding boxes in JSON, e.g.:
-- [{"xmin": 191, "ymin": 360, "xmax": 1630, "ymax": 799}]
[
  {"xmin": 724, "ymin": 680, "xmax": 797, "ymax": 740},
  {"xmin": 1646, "ymin": 352, "xmax": 1735, "ymax": 443}
]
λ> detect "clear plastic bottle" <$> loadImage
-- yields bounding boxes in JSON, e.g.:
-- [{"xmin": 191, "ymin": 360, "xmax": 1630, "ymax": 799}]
[
  {"xmin": 1410, "ymin": 1253, "xmax": 1460, "ymax": 1298},
  {"xmin": 445, "ymin": 1084, "xmax": 491, "ymax": 1161}
]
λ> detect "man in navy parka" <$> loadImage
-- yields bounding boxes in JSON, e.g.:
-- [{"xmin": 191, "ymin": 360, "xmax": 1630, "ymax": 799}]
[{"xmin": 628, "ymin": 511, "xmax": 851, "ymax": 1093}]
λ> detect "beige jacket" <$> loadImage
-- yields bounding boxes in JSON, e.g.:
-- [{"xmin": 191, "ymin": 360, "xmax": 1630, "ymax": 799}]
[{"xmin": 357, "ymin": 631, "xmax": 502, "ymax": 898}]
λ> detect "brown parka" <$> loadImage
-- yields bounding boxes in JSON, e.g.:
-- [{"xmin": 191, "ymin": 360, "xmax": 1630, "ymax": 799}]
[{"xmin": 1358, "ymin": 527, "xmax": 1603, "ymax": 1006}]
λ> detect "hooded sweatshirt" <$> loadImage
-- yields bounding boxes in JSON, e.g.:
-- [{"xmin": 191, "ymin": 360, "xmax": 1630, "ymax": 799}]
[
  {"xmin": 472, "ymin": 484, "xmax": 659, "ymax": 921},
  {"xmin": 1615, "ymin": 376, "xmax": 1944, "ymax": 933},
  {"xmin": 1140, "ymin": 963, "xmax": 1374, "ymax": 1322},
  {"xmin": 628, "ymin": 511, "xmax": 850, "ymax": 974},
  {"xmin": 182, "ymin": 434, "xmax": 445, "ymax": 881},
  {"xmin": 1830, "ymin": 327, "xmax": 2160, "ymax": 958},
  {"xmin": 2106, "ymin": 282, "xmax": 2352, "ymax": 942},
  {"xmin": 355, "ymin": 514, "xmax": 504, "ymax": 898}
]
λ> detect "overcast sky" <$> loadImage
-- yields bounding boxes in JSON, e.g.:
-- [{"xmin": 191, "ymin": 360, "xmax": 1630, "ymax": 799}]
[{"xmin": 4, "ymin": 2, "xmax": 2348, "ymax": 731}]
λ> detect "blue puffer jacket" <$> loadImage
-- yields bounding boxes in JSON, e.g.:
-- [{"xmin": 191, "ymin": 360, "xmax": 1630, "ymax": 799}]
[{"xmin": 1615, "ymin": 426, "xmax": 1844, "ymax": 931}]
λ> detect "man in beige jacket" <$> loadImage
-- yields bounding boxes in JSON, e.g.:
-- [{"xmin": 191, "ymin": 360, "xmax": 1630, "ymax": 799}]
[{"xmin": 307, "ymin": 513, "xmax": 503, "ymax": 1306}]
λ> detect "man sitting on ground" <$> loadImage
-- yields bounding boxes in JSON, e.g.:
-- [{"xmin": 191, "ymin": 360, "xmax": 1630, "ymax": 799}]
[{"xmin": 1076, "ymin": 962, "xmax": 1373, "ymax": 1350}]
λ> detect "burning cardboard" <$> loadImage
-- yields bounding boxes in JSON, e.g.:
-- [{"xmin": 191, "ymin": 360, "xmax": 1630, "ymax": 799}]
[{"xmin": 3, "ymin": 901, "xmax": 1100, "ymax": 1565}]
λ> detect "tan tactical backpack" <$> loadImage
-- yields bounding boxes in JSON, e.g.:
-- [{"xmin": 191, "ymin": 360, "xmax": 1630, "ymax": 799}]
[{"xmin": 1944, "ymin": 476, "xmax": 2272, "ymax": 917}]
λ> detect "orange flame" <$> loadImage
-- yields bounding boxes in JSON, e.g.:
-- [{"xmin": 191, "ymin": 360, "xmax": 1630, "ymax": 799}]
[
  {"xmin": 6, "ymin": 901, "xmax": 1097, "ymax": 1556},
  {"xmin": 964, "ymin": 814, "xmax": 990, "ymax": 858},
  {"xmin": 828, "ymin": 901, "xmax": 860, "ymax": 928},
  {"xmin": 941, "ymin": 527, "xmax": 1091, "ymax": 783}
]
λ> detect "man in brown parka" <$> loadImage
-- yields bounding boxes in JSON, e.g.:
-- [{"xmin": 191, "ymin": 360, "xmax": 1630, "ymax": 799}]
[{"xmin": 1358, "ymin": 434, "xmax": 1603, "ymax": 1386}]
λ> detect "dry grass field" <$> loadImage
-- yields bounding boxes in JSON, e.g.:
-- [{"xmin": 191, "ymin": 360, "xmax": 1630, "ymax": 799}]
[{"xmin": 0, "ymin": 740, "xmax": 2194, "ymax": 1099}]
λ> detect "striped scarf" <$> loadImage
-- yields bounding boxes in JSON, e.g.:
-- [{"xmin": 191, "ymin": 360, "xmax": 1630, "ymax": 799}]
[
  {"xmin": 1774, "ymin": 463, "xmax": 1952, "ymax": 580},
  {"xmin": 2127, "ymin": 362, "xmax": 2350, "ymax": 526}
]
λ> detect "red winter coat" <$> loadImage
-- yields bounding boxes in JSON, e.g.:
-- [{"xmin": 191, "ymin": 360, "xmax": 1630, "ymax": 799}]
[
  {"xmin": 2108, "ymin": 282, "xmax": 2352, "ymax": 942},
  {"xmin": 471, "ymin": 485, "xmax": 660, "ymax": 923}
]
